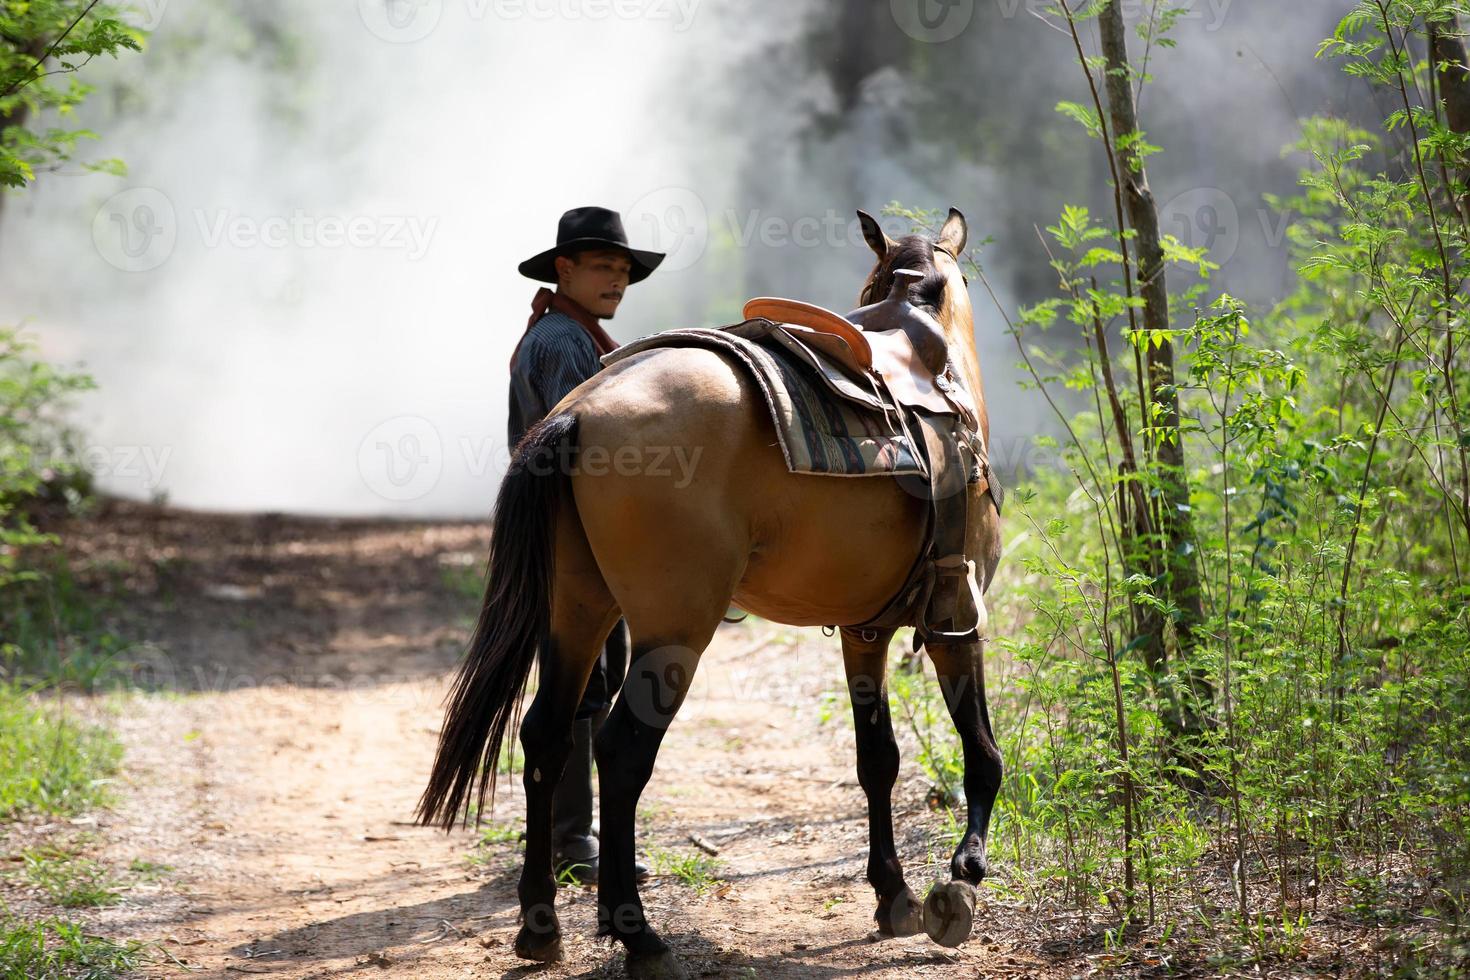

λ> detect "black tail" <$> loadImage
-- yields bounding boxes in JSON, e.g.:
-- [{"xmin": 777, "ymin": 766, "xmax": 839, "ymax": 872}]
[{"xmin": 417, "ymin": 412, "xmax": 579, "ymax": 830}]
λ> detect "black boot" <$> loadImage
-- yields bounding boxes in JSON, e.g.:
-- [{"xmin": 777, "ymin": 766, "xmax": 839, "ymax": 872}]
[
  {"xmin": 551, "ymin": 717, "xmax": 598, "ymax": 883},
  {"xmin": 552, "ymin": 711, "xmax": 650, "ymax": 885}
]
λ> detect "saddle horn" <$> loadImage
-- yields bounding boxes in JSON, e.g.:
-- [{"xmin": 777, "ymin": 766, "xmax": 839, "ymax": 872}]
[{"xmin": 846, "ymin": 269, "xmax": 949, "ymax": 376}]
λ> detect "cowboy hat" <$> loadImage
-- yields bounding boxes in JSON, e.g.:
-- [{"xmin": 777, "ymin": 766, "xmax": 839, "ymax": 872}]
[{"xmin": 518, "ymin": 206, "xmax": 666, "ymax": 284}]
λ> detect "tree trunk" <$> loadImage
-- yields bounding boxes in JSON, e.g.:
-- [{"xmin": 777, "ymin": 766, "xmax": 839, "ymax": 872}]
[
  {"xmin": 1431, "ymin": 15, "xmax": 1470, "ymax": 219},
  {"xmin": 1098, "ymin": 1, "xmax": 1211, "ymax": 719}
]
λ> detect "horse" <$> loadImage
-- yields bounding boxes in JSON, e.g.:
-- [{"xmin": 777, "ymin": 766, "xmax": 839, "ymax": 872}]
[{"xmin": 418, "ymin": 207, "xmax": 1004, "ymax": 979}]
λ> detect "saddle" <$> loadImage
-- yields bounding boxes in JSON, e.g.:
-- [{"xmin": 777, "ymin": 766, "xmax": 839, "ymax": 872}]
[
  {"xmin": 727, "ymin": 271, "xmax": 997, "ymax": 647},
  {"xmin": 742, "ymin": 271, "xmax": 979, "ymax": 424}
]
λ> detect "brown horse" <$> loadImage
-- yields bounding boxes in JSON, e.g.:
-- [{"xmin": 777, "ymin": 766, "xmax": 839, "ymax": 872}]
[{"xmin": 419, "ymin": 208, "xmax": 1003, "ymax": 979}]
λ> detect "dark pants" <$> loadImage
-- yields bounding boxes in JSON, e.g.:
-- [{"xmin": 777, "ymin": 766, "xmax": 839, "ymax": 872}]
[
  {"xmin": 575, "ymin": 617, "xmax": 629, "ymax": 721},
  {"xmin": 553, "ymin": 618, "xmax": 629, "ymax": 849}
]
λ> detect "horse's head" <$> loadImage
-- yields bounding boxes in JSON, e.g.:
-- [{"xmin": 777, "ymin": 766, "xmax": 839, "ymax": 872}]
[{"xmin": 855, "ymin": 207, "xmax": 982, "ymax": 399}]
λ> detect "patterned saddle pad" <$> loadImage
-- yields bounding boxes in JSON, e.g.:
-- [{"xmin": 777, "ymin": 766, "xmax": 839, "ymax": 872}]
[{"xmin": 600, "ymin": 326, "xmax": 927, "ymax": 479}]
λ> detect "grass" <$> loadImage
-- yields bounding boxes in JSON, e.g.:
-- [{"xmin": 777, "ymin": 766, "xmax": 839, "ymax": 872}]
[
  {"xmin": 0, "ymin": 916, "xmax": 143, "ymax": 980},
  {"xmin": 0, "ymin": 560, "xmax": 132, "ymax": 692},
  {"xmin": 648, "ymin": 846, "xmax": 723, "ymax": 895},
  {"xmin": 439, "ymin": 563, "xmax": 484, "ymax": 603},
  {"xmin": 477, "ymin": 823, "xmax": 522, "ymax": 846},
  {"xmin": 125, "ymin": 858, "xmax": 171, "ymax": 882},
  {"xmin": 0, "ymin": 684, "xmax": 120, "ymax": 820},
  {"xmin": 20, "ymin": 846, "xmax": 122, "ymax": 908},
  {"xmin": 465, "ymin": 822, "xmax": 524, "ymax": 869}
]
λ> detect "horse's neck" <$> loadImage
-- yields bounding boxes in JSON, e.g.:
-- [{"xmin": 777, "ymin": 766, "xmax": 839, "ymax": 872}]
[{"xmin": 946, "ymin": 323, "xmax": 984, "ymax": 402}]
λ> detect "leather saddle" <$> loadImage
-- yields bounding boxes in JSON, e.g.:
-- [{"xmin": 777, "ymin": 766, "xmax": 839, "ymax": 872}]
[
  {"xmin": 742, "ymin": 270, "xmax": 978, "ymax": 425},
  {"xmin": 729, "ymin": 271, "xmax": 994, "ymax": 647}
]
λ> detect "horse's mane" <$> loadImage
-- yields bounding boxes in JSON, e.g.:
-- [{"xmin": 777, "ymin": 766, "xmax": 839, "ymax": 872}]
[{"xmin": 860, "ymin": 234, "xmax": 949, "ymax": 313}]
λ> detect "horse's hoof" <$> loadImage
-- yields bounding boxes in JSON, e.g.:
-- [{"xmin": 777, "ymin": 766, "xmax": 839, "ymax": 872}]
[
  {"xmin": 876, "ymin": 887, "xmax": 924, "ymax": 937},
  {"xmin": 513, "ymin": 925, "xmax": 564, "ymax": 963},
  {"xmin": 923, "ymin": 880, "xmax": 977, "ymax": 948},
  {"xmin": 625, "ymin": 949, "xmax": 688, "ymax": 980}
]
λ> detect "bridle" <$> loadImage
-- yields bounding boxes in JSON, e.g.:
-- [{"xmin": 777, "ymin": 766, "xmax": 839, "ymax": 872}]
[
  {"xmin": 864, "ymin": 239, "xmax": 968, "ymax": 306},
  {"xmin": 932, "ymin": 241, "xmax": 970, "ymax": 287}
]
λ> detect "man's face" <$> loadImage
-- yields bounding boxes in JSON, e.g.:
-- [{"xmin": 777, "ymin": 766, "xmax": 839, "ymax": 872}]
[{"xmin": 555, "ymin": 248, "xmax": 633, "ymax": 318}]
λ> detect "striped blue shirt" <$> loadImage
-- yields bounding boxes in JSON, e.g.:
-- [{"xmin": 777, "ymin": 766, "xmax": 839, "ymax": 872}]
[{"xmin": 507, "ymin": 311, "xmax": 604, "ymax": 449}]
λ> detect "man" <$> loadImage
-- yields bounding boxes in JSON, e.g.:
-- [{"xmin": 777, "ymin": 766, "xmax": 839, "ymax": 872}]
[{"xmin": 508, "ymin": 206, "xmax": 664, "ymax": 883}]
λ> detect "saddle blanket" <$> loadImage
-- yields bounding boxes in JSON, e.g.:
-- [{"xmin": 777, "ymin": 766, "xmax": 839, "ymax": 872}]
[{"xmin": 600, "ymin": 327, "xmax": 926, "ymax": 479}]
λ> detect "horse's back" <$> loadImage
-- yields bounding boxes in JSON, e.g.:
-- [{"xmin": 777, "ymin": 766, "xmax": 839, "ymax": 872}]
[{"xmin": 562, "ymin": 345, "xmax": 930, "ymax": 629}]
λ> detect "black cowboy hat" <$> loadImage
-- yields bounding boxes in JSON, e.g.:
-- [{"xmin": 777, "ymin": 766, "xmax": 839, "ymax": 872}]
[{"xmin": 518, "ymin": 206, "xmax": 665, "ymax": 285}]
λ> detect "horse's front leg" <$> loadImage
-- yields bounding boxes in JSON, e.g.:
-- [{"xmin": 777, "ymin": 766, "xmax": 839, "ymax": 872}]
[
  {"xmin": 922, "ymin": 638, "xmax": 1003, "ymax": 946},
  {"xmin": 840, "ymin": 627, "xmax": 923, "ymax": 936}
]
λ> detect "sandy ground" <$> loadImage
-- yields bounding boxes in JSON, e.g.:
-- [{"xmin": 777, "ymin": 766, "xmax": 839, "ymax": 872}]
[{"xmin": 15, "ymin": 503, "xmax": 1128, "ymax": 978}]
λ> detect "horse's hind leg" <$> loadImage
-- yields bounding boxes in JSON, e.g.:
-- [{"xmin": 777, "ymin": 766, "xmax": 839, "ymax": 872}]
[
  {"xmin": 514, "ymin": 522, "xmax": 621, "ymax": 962},
  {"xmin": 840, "ymin": 626, "xmax": 923, "ymax": 936},
  {"xmin": 594, "ymin": 604, "xmax": 729, "ymax": 979}
]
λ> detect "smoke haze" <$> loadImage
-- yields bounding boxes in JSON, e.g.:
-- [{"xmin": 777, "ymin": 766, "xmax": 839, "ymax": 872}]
[{"xmin": 0, "ymin": 0, "xmax": 1359, "ymax": 516}]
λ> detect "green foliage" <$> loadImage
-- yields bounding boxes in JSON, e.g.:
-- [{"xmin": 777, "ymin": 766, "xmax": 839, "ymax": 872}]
[
  {"xmin": 0, "ymin": 683, "xmax": 119, "ymax": 820},
  {"xmin": 0, "ymin": 328, "xmax": 95, "ymax": 584},
  {"xmin": 0, "ymin": 330, "xmax": 131, "ymax": 692},
  {"xmin": 0, "ymin": 917, "xmax": 142, "ymax": 980},
  {"xmin": 0, "ymin": 1, "xmax": 144, "ymax": 188},
  {"xmin": 1, "ymin": 558, "xmax": 133, "ymax": 690},
  {"xmin": 886, "ymin": 1, "xmax": 1470, "ymax": 968}
]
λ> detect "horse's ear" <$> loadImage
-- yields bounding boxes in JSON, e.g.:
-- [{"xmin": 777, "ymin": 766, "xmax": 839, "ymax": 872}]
[
  {"xmin": 857, "ymin": 210, "xmax": 894, "ymax": 259},
  {"xmin": 938, "ymin": 207, "xmax": 967, "ymax": 256}
]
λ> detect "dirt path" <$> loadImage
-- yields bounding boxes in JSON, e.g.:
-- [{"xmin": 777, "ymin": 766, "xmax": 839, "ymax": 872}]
[{"xmin": 52, "ymin": 503, "xmax": 1074, "ymax": 979}]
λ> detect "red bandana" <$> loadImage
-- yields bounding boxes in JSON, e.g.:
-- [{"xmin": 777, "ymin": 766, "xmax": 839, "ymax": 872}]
[{"xmin": 510, "ymin": 287, "xmax": 621, "ymax": 369}]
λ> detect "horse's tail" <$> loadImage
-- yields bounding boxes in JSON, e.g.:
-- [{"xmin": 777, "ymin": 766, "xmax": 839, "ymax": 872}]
[{"xmin": 417, "ymin": 412, "xmax": 579, "ymax": 830}]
